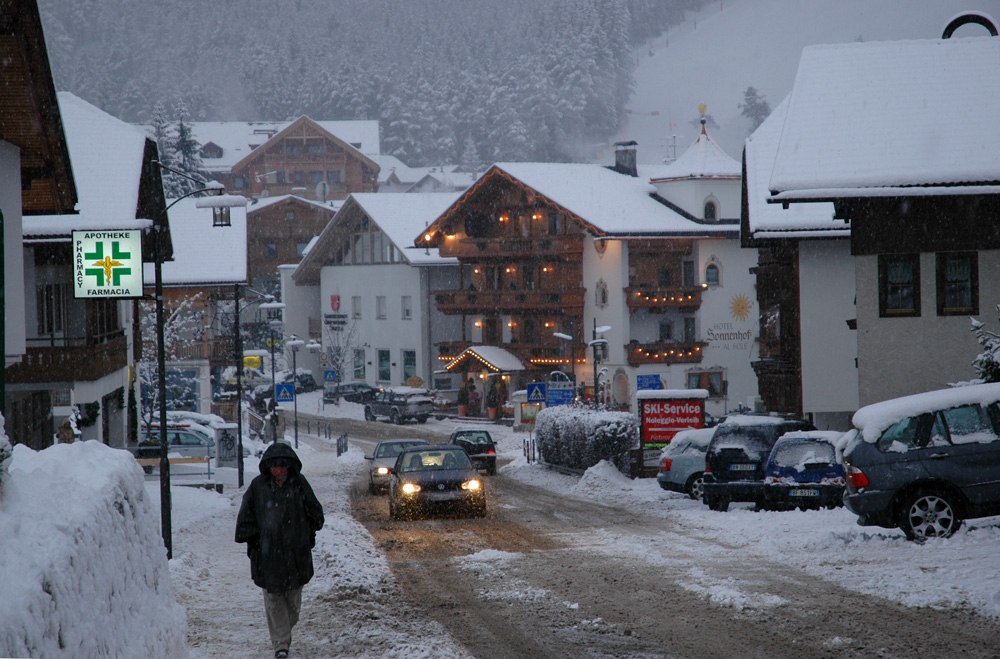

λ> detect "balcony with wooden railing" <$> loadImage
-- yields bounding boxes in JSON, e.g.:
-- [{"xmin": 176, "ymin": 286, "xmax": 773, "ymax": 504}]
[
  {"xmin": 140, "ymin": 337, "xmax": 236, "ymax": 363},
  {"xmin": 435, "ymin": 341, "xmax": 586, "ymax": 367},
  {"xmin": 624, "ymin": 285, "xmax": 704, "ymax": 311},
  {"xmin": 439, "ymin": 234, "xmax": 584, "ymax": 260},
  {"xmin": 432, "ymin": 287, "xmax": 586, "ymax": 314},
  {"xmin": 8, "ymin": 333, "xmax": 128, "ymax": 384},
  {"xmin": 625, "ymin": 341, "xmax": 707, "ymax": 366}
]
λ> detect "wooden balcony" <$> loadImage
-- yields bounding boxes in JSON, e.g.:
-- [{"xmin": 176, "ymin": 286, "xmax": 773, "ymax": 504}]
[
  {"xmin": 625, "ymin": 341, "xmax": 706, "ymax": 366},
  {"xmin": 624, "ymin": 286, "xmax": 703, "ymax": 311},
  {"xmin": 432, "ymin": 287, "xmax": 586, "ymax": 314},
  {"xmin": 140, "ymin": 337, "xmax": 236, "ymax": 363},
  {"xmin": 435, "ymin": 341, "xmax": 585, "ymax": 366},
  {"xmin": 8, "ymin": 334, "xmax": 128, "ymax": 384},
  {"xmin": 439, "ymin": 234, "xmax": 584, "ymax": 260}
]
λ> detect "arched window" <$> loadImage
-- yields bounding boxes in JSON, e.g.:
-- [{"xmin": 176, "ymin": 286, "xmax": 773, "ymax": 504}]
[
  {"xmin": 705, "ymin": 263, "xmax": 720, "ymax": 286},
  {"xmin": 703, "ymin": 200, "xmax": 718, "ymax": 222}
]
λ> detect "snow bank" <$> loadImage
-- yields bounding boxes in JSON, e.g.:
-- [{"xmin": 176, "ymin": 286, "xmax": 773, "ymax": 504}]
[{"xmin": 0, "ymin": 441, "xmax": 187, "ymax": 658}]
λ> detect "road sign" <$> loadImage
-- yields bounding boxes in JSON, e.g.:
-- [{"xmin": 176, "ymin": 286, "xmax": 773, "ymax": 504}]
[
  {"xmin": 637, "ymin": 374, "xmax": 661, "ymax": 390},
  {"xmin": 526, "ymin": 382, "xmax": 546, "ymax": 402},
  {"xmin": 319, "ymin": 351, "xmax": 329, "ymax": 363},
  {"xmin": 275, "ymin": 383, "xmax": 295, "ymax": 403},
  {"xmin": 546, "ymin": 381, "xmax": 574, "ymax": 406},
  {"xmin": 324, "ymin": 369, "xmax": 338, "ymax": 383}
]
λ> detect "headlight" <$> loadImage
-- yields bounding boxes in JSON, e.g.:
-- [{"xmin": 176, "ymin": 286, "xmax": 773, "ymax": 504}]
[
  {"xmin": 375, "ymin": 467, "xmax": 389, "ymax": 476},
  {"xmin": 401, "ymin": 483, "xmax": 421, "ymax": 494},
  {"xmin": 462, "ymin": 479, "xmax": 481, "ymax": 491}
]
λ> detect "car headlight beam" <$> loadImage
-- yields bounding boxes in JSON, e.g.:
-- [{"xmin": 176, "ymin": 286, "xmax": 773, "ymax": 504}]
[
  {"xmin": 401, "ymin": 482, "xmax": 421, "ymax": 494},
  {"xmin": 462, "ymin": 479, "xmax": 481, "ymax": 491},
  {"xmin": 375, "ymin": 467, "xmax": 389, "ymax": 476}
]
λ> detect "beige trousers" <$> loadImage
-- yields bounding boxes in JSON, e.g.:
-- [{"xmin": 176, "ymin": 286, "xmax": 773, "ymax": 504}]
[{"xmin": 263, "ymin": 587, "xmax": 302, "ymax": 653}]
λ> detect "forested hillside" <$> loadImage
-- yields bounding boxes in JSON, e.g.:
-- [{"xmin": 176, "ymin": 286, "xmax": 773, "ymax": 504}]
[{"xmin": 39, "ymin": 0, "xmax": 700, "ymax": 166}]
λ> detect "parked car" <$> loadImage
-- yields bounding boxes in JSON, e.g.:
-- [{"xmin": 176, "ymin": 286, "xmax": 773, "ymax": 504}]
[
  {"xmin": 656, "ymin": 428, "xmax": 715, "ymax": 499},
  {"xmin": 388, "ymin": 444, "xmax": 486, "ymax": 519},
  {"xmin": 842, "ymin": 383, "xmax": 1000, "ymax": 541},
  {"xmin": 132, "ymin": 427, "xmax": 216, "ymax": 472},
  {"xmin": 449, "ymin": 429, "xmax": 498, "ymax": 475},
  {"xmin": 702, "ymin": 414, "xmax": 816, "ymax": 511},
  {"xmin": 760, "ymin": 431, "xmax": 846, "ymax": 511},
  {"xmin": 364, "ymin": 387, "xmax": 433, "ymax": 424},
  {"xmin": 364, "ymin": 438, "xmax": 429, "ymax": 494},
  {"xmin": 325, "ymin": 381, "xmax": 378, "ymax": 404}
]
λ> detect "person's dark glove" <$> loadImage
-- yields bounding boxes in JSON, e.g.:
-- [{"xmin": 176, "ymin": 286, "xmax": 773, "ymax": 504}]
[{"xmin": 246, "ymin": 538, "xmax": 260, "ymax": 558}]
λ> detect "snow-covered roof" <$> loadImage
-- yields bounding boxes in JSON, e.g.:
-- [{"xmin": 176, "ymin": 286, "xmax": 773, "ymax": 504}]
[
  {"xmin": 743, "ymin": 96, "xmax": 845, "ymax": 239},
  {"xmin": 141, "ymin": 197, "xmax": 247, "ymax": 286},
  {"xmin": 636, "ymin": 389, "xmax": 709, "ymax": 400},
  {"xmin": 29, "ymin": 93, "xmax": 149, "ymax": 229},
  {"xmin": 445, "ymin": 346, "xmax": 527, "ymax": 373},
  {"xmin": 187, "ymin": 118, "xmax": 380, "ymax": 171},
  {"xmin": 350, "ymin": 193, "xmax": 461, "ymax": 265},
  {"xmin": 852, "ymin": 382, "xmax": 1000, "ymax": 443},
  {"xmin": 648, "ymin": 125, "xmax": 741, "ymax": 181},
  {"xmin": 770, "ymin": 37, "xmax": 1000, "ymax": 201},
  {"xmin": 465, "ymin": 163, "xmax": 733, "ymax": 237},
  {"xmin": 245, "ymin": 193, "xmax": 341, "ymax": 215}
]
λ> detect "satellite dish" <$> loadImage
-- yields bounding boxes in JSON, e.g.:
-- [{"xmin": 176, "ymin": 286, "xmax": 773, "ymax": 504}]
[{"xmin": 595, "ymin": 325, "xmax": 612, "ymax": 334}]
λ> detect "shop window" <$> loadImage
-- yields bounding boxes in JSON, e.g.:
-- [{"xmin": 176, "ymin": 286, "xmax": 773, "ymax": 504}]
[{"xmin": 377, "ymin": 350, "xmax": 391, "ymax": 382}]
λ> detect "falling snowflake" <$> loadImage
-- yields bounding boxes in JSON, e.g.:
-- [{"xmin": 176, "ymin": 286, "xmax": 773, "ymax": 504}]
[{"xmin": 729, "ymin": 294, "xmax": 753, "ymax": 321}]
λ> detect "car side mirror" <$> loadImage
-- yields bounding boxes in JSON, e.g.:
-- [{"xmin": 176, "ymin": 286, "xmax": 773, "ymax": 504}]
[{"xmin": 364, "ymin": 454, "xmax": 373, "ymax": 460}]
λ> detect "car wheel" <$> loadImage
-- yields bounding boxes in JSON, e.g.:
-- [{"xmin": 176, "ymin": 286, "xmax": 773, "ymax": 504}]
[
  {"xmin": 706, "ymin": 496, "xmax": 729, "ymax": 512},
  {"xmin": 899, "ymin": 488, "xmax": 962, "ymax": 541},
  {"xmin": 417, "ymin": 415, "xmax": 428, "ymax": 424},
  {"xmin": 364, "ymin": 407, "xmax": 375, "ymax": 422},
  {"xmin": 391, "ymin": 409, "xmax": 403, "ymax": 425},
  {"xmin": 685, "ymin": 473, "xmax": 705, "ymax": 501}
]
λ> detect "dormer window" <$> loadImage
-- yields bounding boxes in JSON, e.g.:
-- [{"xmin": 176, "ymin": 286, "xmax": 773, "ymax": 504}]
[{"xmin": 703, "ymin": 199, "xmax": 718, "ymax": 222}]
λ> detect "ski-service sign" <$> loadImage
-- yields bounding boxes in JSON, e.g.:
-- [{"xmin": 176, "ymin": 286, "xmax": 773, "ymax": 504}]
[{"xmin": 73, "ymin": 230, "xmax": 144, "ymax": 299}]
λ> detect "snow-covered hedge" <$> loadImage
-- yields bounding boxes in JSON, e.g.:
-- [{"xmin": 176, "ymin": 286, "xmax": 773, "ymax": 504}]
[
  {"xmin": 0, "ymin": 441, "xmax": 187, "ymax": 658},
  {"xmin": 535, "ymin": 405, "xmax": 638, "ymax": 474}
]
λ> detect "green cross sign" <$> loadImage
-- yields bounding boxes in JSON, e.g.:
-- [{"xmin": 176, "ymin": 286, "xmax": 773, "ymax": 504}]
[{"xmin": 72, "ymin": 230, "xmax": 145, "ymax": 299}]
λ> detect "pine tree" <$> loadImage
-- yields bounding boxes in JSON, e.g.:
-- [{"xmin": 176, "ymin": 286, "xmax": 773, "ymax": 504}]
[
  {"xmin": 739, "ymin": 86, "xmax": 772, "ymax": 132},
  {"xmin": 167, "ymin": 102, "xmax": 206, "ymax": 197}
]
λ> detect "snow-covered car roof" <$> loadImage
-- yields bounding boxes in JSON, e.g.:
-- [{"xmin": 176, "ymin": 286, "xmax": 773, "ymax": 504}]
[
  {"xmin": 668, "ymin": 427, "xmax": 716, "ymax": 447},
  {"xmin": 773, "ymin": 430, "xmax": 846, "ymax": 445},
  {"xmin": 852, "ymin": 383, "xmax": 1000, "ymax": 443}
]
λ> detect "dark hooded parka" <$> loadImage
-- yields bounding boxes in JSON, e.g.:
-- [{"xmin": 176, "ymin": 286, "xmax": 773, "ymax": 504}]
[{"xmin": 235, "ymin": 442, "xmax": 325, "ymax": 592}]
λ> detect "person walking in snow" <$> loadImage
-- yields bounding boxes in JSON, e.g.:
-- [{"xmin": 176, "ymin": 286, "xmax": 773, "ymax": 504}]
[{"xmin": 235, "ymin": 442, "xmax": 324, "ymax": 659}]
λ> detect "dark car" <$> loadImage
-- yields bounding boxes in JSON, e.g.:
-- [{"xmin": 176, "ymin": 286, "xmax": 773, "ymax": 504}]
[
  {"xmin": 843, "ymin": 383, "xmax": 1000, "ymax": 541},
  {"xmin": 448, "ymin": 429, "xmax": 498, "ymax": 475},
  {"xmin": 702, "ymin": 414, "xmax": 816, "ymax": 511},
  {"xmin": 364, "ymin": 438, "xmax": 429, "ymax": 494},
  {"xmin": 325, "ymin": 381, "xmax": 377, "ymax": 404},
  {"xmin": 388, "ymin": 444, "xmax": 486, "ymax": 520},
  {"xmin": 365, "ymin": 387, "xmax": 433, "ymax": 424},
  {"xmin": 760, "ymin": 431, "xmax": 846, "ymax": 511}
]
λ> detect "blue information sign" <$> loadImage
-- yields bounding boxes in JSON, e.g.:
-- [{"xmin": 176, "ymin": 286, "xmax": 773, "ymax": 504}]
[
  {"xmin": 637, "ymin": 374, "xmax": 661, "ymax": 390},
  {"xmin": 526, "ymin": 382, "xmax": 547, "ymax": 403},
  {"xmin": 275, "ymin": 383, "xmax": 295, "ymax": 402},
  {"xmin": 546, "ymin": 381, "xmax": 575, "ymax": 406},
  {"xmin": 324, "ymin": 369, "xmax": 338, "ymax": 383}
]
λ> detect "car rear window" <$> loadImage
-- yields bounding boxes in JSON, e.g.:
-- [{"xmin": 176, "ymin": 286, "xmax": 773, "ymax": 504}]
[
  {"xmin": 455, "ymin": 432, "xmax": 493, "ymax": 445},
  {"xmin": 770, "ymin": 440, "xmax": 836, "ymax": 470}
]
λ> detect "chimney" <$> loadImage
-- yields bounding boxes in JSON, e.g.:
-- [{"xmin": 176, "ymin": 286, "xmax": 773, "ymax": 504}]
[{"xmin": 612, "ymin": 140, "xmax": 638, "ymax": 177}]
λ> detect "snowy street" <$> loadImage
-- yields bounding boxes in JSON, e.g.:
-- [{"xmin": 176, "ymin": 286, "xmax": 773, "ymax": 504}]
[{"xmin": 161, "ymin": 397, "xmax": 1000, "ymax": 658}]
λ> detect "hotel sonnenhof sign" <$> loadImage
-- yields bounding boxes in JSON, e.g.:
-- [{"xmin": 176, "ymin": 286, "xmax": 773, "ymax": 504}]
[{"xmin": 72, "ymin": 230, "xmax": 144, "ymax": 299}]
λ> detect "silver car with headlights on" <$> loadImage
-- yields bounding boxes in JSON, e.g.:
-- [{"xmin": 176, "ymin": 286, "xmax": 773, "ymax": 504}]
[{"xmin": 364, "ymin": 438, "xmax": 428, "ymax": 494}]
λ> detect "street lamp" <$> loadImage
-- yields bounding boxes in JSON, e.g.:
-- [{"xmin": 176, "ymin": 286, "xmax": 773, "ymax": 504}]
[
  {"xmin": 553, "ymin": 319, "xmax": 578, "ymax": 394},
  {"xmin": 285, "ymin": 335, "xmax": 305, "ymax": 448},
  {"xmin": 590, "ymin": 322, "xmax": 611, "ymax": 408},
  {"xmin": 148, "ymin": 161, "xmax": 247, "ymax": 559}
]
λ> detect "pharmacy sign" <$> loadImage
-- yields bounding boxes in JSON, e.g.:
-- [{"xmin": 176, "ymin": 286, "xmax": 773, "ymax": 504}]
[{"xmin": 73, "ymin": 230, "xmax": 144, "ymax": 299}]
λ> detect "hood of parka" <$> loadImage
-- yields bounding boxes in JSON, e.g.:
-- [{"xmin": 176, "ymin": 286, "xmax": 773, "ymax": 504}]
[{"xmin": 258, "ymin": 441, "xmax": 302, "ymax": 476}]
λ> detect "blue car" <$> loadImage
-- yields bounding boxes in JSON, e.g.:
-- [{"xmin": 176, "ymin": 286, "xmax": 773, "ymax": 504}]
[
  {"xmin": 760, "ymin": 431, "xmax": 846, "ymax": 511},
  {"xmin": 656, "ymin": 428, "xmax": 715, "ymax": 500}
]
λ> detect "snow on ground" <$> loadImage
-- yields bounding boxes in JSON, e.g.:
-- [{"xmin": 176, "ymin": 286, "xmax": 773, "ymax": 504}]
[{"xmin": 4, "ymin": 400, "xmax": 1000, "ymax": 656}]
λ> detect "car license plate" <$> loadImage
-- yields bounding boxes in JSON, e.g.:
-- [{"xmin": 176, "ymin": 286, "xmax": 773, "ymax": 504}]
[
  {"xmin": 789, "ymin": 488, "xmax": 819, "ymax": 497},
  {"xmin": 426, "ymin": 491, "xmax": 460, "ymax": 502},
  {"xmin": 730, "ymin": 463, "xmax": 756, "ymax": 471}
]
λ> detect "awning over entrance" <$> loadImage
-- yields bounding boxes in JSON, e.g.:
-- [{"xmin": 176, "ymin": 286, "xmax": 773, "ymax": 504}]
[{"xmin": 444, "ymin": 346, "xmax": 530, "ymax": 374}]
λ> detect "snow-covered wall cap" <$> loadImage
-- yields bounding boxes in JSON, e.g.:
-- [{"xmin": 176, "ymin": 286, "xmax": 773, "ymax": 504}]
[
  {"xmin": 649, "ymin": 129, "xmax": 740, "ymax": 181},
  {"xmin": 23, "ymin": 217, "xmax": 153, "ymax": 239},
  {"xmin": 744, "ymin": 96, "xmax": 843, "ymax": 238},
  {"xmin": 636, "ymin": 389, "xmax": 709, "ymax": 400},
  {"xmin": 853, "ymin": 382, "xmax": 1000, "ymax": 443},
  {"xmin": 770, "ymin": 37, "xmax": 1000, "ymax": 195}
]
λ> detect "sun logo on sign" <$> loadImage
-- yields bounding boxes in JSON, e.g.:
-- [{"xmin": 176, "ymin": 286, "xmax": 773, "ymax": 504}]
[{"xmin": 729, "ymin": 294, "xmax": 753, "ymax": 321}]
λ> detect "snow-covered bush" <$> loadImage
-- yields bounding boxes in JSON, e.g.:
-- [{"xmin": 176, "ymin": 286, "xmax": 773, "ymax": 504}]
[
  {"xmin": 970, "ymin": 309, "xmax": 1000, "ymax": 384},
  {"xmin": 535, "ymin": 405, "xmax": 638, "ymax": 474}
]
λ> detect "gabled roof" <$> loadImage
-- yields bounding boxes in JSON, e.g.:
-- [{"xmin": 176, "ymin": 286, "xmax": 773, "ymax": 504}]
[
  {"xmin": 188, "ymin": 117, "xmax": 380, "ymax": 171},
  {"xmin": 245, "ymin": 193, "xmax": 341, "ymax": 216},
  {"xmin": 23, "ymin": 93, "xmax": 169, "ymax": 256},
  {"xmin": 420, "ymin": 163, "xmax": 734, "ymax": 245},
  {"xmin": 769, "ymin": 36, "xmax": 1000, "ymax": 202},
  {"xmin": 742, "ymin": 96, "xmax": 844, "ymax": 241},
  {"xmin": 444, "ymin": 346, "xmax": 529, "ymax": 373},
  {"xmin": 0, "ymin": 0, "xmax": 77, "ymax": 215},
  {"xmin": 294, "ymin": 192, "xmax": 461, "ymax": 285},
  {"xmin": 230, "ymin": 115, "xmax": 380, "ymax": 175},
  {"xmin": 141, "ymin": 198, "xmax": 247, "ymax": 287},
  {"xmin": 649, "ymin": 123, "xmax": 741, "ymax": 182}
]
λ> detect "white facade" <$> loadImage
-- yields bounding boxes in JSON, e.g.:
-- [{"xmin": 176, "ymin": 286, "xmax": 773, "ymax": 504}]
[
  {"xmin": 799, "ymin": 240, "xmax": 858, "ymax": 427},
  {"xmin": 656, "ymin": 178, "xmax": 741, "ymax": 221}
]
